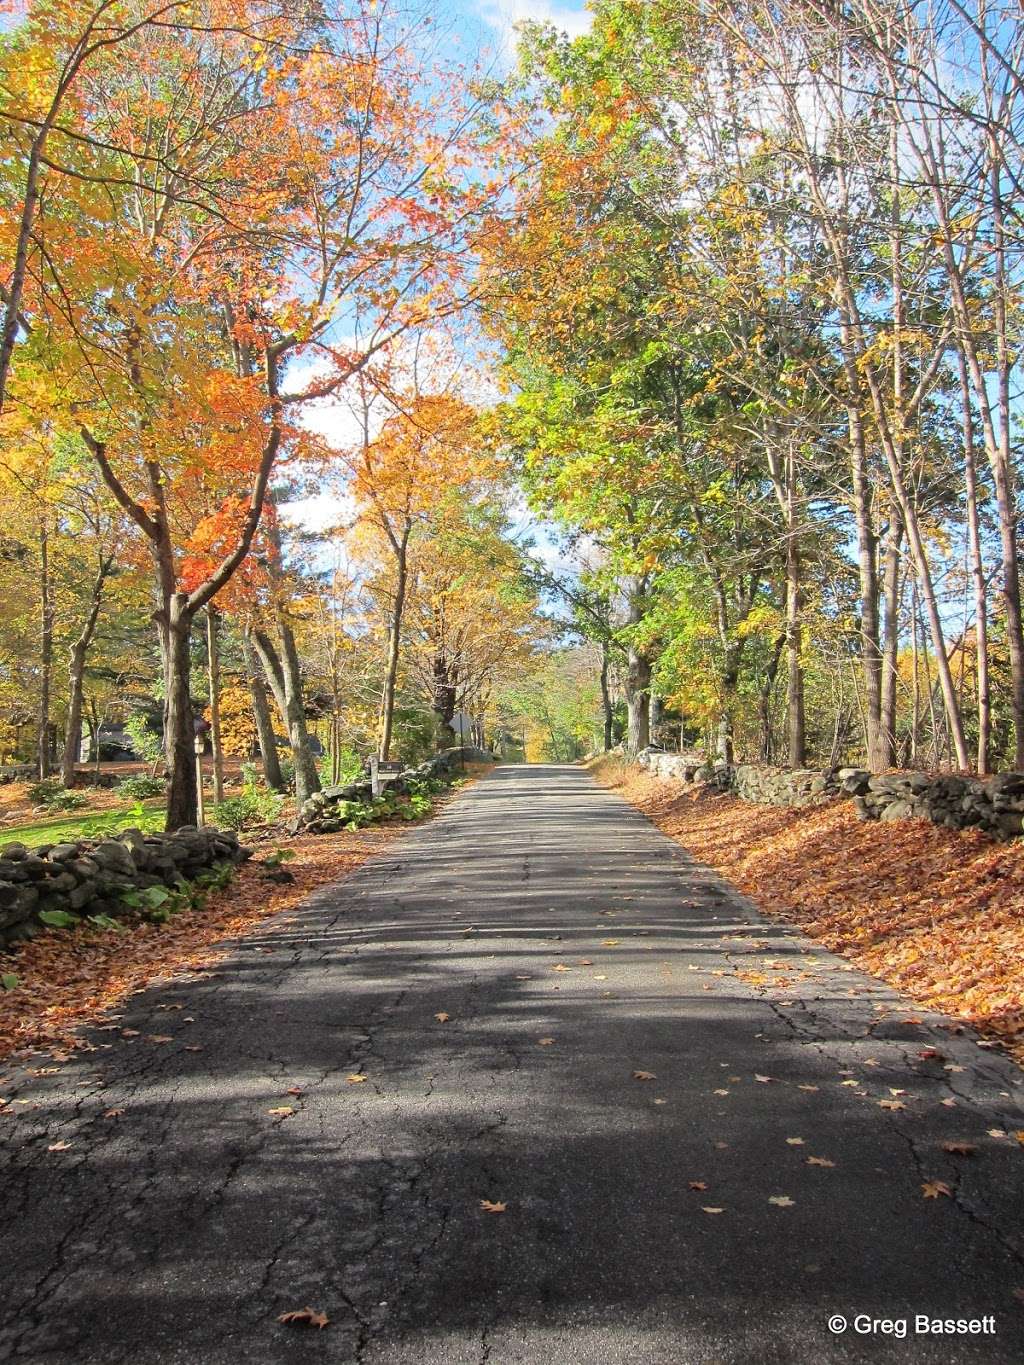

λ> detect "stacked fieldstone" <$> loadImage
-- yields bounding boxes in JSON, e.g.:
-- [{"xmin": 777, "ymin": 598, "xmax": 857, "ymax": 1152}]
[
  {"xmin": 838, "ymin": 769, "xmax": 1024, "ymax": 839},
  {"xmin": 0, "ymin": 825, "xmax": 251, "ymax": 948},
  {"xmin": 636, "ymin": 749, "xmax": 1024, "ymax": 840},
  {"xmin": 297, "ymin": 750, "xmax": 464, "ymax": 833}
]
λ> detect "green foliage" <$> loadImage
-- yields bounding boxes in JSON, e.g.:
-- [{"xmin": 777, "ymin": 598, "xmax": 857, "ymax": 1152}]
[
  {"xmin": 123, "ymin": 714, "xmax": 163, "ymax": 766},
  {"xmin": 213, "ymin": 787, "xmax": 282, "ymax": 831},
  {"xmin": 38, "ymin": 909, "xmax": 81, "ymax": 929},
  {"xmin": 193, "ymin": 862, "xmax": 235, "ymax": 893},
  {"xmin": 115, "ymin": 774, "xmax": 166, "ymax": 800},
  {"xmin": 118, "ymin": 864, "xmax": 234, "ymax": 923},
  {"xmin": 1, "ymin": 972, "xmax": 19, "ymax": 990},
  {"xmin": 318, "ymin": 747, "xmax": 364, "ymax": 785},
  {"xmin": 27, "ymin": 781, "xmax": 88, "ymax": 812},
  {"xmin": 263, "ymin": 847, "xmax": 297, "ymax": 868},
  {"xmin": 86, "ymin": 914, "xmax": 123, "ymax": 931}
]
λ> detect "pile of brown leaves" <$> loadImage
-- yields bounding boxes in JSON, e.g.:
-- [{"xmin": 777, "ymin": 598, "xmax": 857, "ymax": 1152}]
[
  {"xmin": 0, "ymin": 822, "xmax": 412, "ymax": 1063},
  {"xmin": 593, "ymin": 758, "xmax": 1024, "ymax": 1066}
]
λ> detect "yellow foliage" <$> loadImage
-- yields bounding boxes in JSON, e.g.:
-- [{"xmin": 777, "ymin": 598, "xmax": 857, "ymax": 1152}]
[{"xmin": 206, "ymin": 683, "xmax": 258, "ymax": 757}]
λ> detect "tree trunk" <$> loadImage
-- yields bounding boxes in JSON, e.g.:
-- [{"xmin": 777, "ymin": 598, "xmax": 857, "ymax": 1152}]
[
  {"xmin": 959, "ymin": 354, "xmax": 990, "ymax": 775},
  {"xmin": 37, "ymin": 515, "xmax": 54, "ymax": 781},
  {"xmin": 624, "ymin": 574, "xmax": 651, "ymax": 756},
  {"xmin": 162, "ymin": 594, "xmax": 198, "ymax": 830},
  {"xmin": 785, "ymin": 525, "xmax": 806, "ymax": 768},
  {"xmin": 243, "ymin": 628, "xmax": 284, "ymax": 791},
  {"xmin": 61, "ymin": 641, "xmax": 89, "ymax": 788},
  {"xmin": 849, "ymin": 409, "xmax": 884, "ymax": 771},
  {"xmin": 432, "ymin": 651, "xmax": 458, "ymax": 750},
  {"xmin": 880, "ymin": 517, "xmax": 904, "ymax": 769},
  {"xmin": 625, "ymin": 647, "xmax": 651, "ymax": 754},
  {"xmin": 206, "ymin": 605, "xmax": 225, "ymax": 803},
  {"xmin": 60, "ymin": 557, "xmax": 110, "ymax": 788},
  {"xmin": 379, "ymin": 529, "xmax": 410, "ymax": 761},
  {"xmin": 253, "ymin": 620, "xmax": 321, "ymax": 809},
  {"xmin": 715, "ymin": 638, "xmax": 743, "ymax": 766},
  {"xmin": 599, "ymin": 641, "xmax": 613, "ymax": 751},
  {"xmin": 760, "ymin": 632, "xmax": 786, "ymax": 762}
]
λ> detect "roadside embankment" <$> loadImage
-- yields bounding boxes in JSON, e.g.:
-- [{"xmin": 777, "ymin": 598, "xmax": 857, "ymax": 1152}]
[{"xmin": 591, "ymin": 756, "xmax": 1024, "ymax": 1066}]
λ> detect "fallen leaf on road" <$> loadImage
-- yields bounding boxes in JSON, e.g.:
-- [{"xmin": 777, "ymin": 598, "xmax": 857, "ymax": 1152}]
[
  {"xmin": 806, "ymin": 1157, "xmax": 835, "ymax": 1167},
  {"xmin": 797, "ymin": 1084, "xmax": 819, "ymax": 1092},
  {"xmin": 102, "ymin": 1108, "xmax": 124, "ymax": 1119},
  {"xmin": 768, "ymin": 1195, "xmax": 795, "ymax": 1207},
  {"xmin": 145, "ymin": 1035, "xmax": 174, "ymax": 1044},
  {"xmin": 701, "ymin": 1206, "xmax": 724, "ymax": 1214},
  {"xmin": 633, "ymin": 1070, "xmax": 656, "ymax": 1081},
  {"xmin": 434, "ymin": 1013, "xmax": 450, "ymax": 1023},
  {"xmin": 183, "ymin": 1045, "xmax": 204, "ymax": 1053},
  {"xmin": 713, "ymin": 1089, "xmax": 729, "ymax": 1096},
  {"xmin": 922, "ymin": 1180, "xmax": 952, "ymax": 1199},
  {"xmin": 878, "ymin": 1099, "xmax": 905, "ymax": 1110},
  {"xmin": 47, "ymin": 1140, "xmax": 73, "ymax": 1151},
  {"xmin": 688, "ymin": 1181, "xmax": 708, "ymax": 1191},
  {"xmin": 940, "ymin": 1098, "xmax": 957, "ymax": 1107},
  {"xmin": 579, "ymin": 959, "xmax": 593, "ymax": 966},
  {"xmin": 121, "ymin": 1029, "xmax": 140, "ymax": 1037},
  {"xmin": 286, "ymin": 1087, "xmax": 303, "ymax": 1097},
  {"xmin": 786, "ymin": 1137, "xmax": 805, "ymax": 1145},
  {"xmin": 480, "ymin": 1200, "xmax": 507, "ymax": 1214},
  {"xmin": 268, "ymin": 1107, "xmax": 295, "ymax": 1117},
  {"xmin": 593, "ymin": 974, "xmax": 608, "ymax": 981},
  {"xmin": 754, "ymin": 1074, "xmax": 774, "ymax": 1084},
  {"xmin": 653, "ymin": 1098, "xmax": 667, "ymax": 1105},
  {"xmin": 988, "ymin": 1129, "xmax": 1008, "ymax": 1138},
  {"xmin": 538, "ymin": 1038, "xmax": 555, "ymax": 1046},
  {"xmin": 278, "ymin": 1307, "xmax": 329, "ymax": 1330},
  {"xmin": 601, "ymin": 940, "xmax": 621, "ymax": 947},
  {"xmin": 346, "ymin": 1074, "xmax": 367, "ymax": 1085},
  {"xmin": 714, "ymin": 1141, "xmax": 729, "ymax": 1149},
  {"xmin": 552, "ymin": 964, "xmax": 572, "ymax": 973},
  {"xmin": 941, "ymin": 1142, "xmax": 976, "ymax": 1156}
]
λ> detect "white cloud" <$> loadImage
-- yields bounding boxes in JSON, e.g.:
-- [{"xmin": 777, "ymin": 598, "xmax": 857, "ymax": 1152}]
[{"xmin": 477, "ymin": 0, "xmax": 592, "ymax": 51}]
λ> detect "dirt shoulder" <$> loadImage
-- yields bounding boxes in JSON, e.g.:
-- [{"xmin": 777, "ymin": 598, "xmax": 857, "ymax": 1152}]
[{"xmin": 590, "ymin": 756, "xmax": 1024, "ymax": 1067}]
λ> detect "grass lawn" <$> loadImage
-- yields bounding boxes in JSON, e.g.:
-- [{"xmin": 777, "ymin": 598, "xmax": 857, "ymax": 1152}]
[{"xmin": 0, "ymin": 801, "xmax": 166, "ymax": 849}]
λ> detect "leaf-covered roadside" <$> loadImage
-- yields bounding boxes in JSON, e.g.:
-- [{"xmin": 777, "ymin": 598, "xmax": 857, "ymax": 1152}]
[
  {"xmin": 593, "ymin": 759, "xmax": 1024, "ymax": 1067},
  {"xmin": 0, "ymin": 824, "xmax": 412, "ymax": 1064}
]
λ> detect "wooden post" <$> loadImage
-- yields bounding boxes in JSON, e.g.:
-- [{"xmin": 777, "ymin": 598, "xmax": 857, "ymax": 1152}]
[{"xmin": 195, "ymin": 734, "xmax": 206, "ymax": 827}]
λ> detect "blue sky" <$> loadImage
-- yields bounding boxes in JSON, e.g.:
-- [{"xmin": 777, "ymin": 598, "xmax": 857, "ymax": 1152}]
[{"xmin": 457, "ymin": 0, "xmax": 593, "ymax": 56}]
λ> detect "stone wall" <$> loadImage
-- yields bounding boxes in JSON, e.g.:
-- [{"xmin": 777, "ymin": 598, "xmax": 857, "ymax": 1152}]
[
  {"xmin": 297, "ymin": 749, "xmax": 481, "ymax": 834},
  {"xmin": 635, "ymin": 749, "xmax": 1024, "ymax": 840},
  {"xmin": 0, "ymin": 825, "xmax": 251, "ymax": 949}
]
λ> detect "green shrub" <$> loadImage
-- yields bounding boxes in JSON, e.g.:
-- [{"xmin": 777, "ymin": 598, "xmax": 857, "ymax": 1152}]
[
  {"xmin": 115, "ymin": 774, "xmax": 166, "ymax": 800},
  {"xmin": 123, "ymin": 713, "xmax": 163, "ymax": 766},
  {"xmin": 27, "ymin": 780, "xmax": 88, "ymax": 812},
  {"xmin": 213, "ymin": 787, "xmax": 282, "ymax": 831}
]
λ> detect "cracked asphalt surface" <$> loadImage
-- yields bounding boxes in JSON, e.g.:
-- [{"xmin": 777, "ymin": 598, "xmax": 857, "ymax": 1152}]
[{"xmin": 2, "ymin": 763, "xmax": 1024, "ymax": 1364}]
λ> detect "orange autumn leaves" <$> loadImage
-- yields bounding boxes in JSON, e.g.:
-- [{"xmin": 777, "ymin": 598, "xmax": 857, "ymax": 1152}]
[{"xmin": 594, "ymin": 761, "xmax": 1024, "ymax": 1065}]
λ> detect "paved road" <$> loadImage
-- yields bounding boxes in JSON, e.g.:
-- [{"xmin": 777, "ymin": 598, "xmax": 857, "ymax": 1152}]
[{"xmin": 2, "ymin": 764, "xmax": 1024, "ymax": 1365}]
